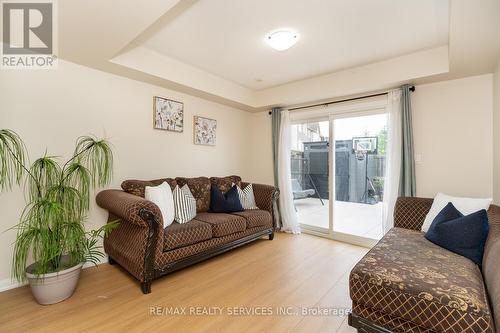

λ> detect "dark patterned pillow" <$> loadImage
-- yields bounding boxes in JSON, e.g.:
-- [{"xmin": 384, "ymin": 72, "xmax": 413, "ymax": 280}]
[
  {"xmin": 121, "ymin": 178, "xmax": 177, "ymax": 197},
  {"xmin": 210, "ymin": 175, "xmax": 242, "ymax": 193},
  {"xmin": 175, "ymin": 177, "xmax": 211, "ymax": 212}
]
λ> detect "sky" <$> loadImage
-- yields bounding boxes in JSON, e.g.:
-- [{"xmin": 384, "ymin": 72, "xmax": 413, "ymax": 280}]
[{"xmin": 317, "ymin": 113, "xmax": 387, "ymax": 140}]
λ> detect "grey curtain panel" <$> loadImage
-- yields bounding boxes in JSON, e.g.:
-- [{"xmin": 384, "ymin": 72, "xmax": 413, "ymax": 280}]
[
  {"xmin": 271, "ymin": 108, "xmax": 282, "ymax": 229},
  {"xmin": 271, "ymin": 108, "xmax": 282, "ymax": 187},
  {"xmin": 399, "ymin": 84, "xmax": 417, "ymax": 197}
]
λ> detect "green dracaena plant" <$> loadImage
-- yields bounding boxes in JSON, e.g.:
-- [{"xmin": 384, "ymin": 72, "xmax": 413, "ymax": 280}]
[{"xmin": 0, "ymin": 129, "xmax": 117, "ymax": 281}]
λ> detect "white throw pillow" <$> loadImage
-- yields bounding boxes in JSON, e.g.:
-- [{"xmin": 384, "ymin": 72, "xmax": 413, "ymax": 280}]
[
  {"xmin": 237, "ymin": 183, "xmax": 259, "ymax": 210},
  {"xmin": 421, "ymin": 192, "xmax": 492, "ymax": 232},
  {"xmin": 173, "ymin": 184, "xmax": 197, "ymax": 223},
  {"xmin": 145, "ymin": 182, "xmax": 175, "ymax": 228}
]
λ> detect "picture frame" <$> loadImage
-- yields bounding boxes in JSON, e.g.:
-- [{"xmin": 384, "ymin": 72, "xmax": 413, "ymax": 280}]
[
  {"xmin": 193, "ymin": 116, "xmax": 217, "ymax": 146},
  {"xmin": 153, "ymin": 96, "xmax": 184, "ymax": 132}
]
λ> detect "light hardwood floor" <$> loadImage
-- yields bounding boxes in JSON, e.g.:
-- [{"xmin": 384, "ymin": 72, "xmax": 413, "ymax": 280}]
[{"xmin": 0, "ymin": 233, "xmax": 368, "ymax": 333}]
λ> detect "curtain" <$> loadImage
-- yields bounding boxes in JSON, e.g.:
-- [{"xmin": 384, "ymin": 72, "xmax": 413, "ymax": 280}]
[
  {"xmin": 271, "ymin": 108, "xmax": 282, "ymax": 230},
  {"xmin": 399, "ymin": 84, "xmax": 417, "ymax": 197},
  {"xmin": 277, "ymin": 110, "xmax": 301, "ymax": 234},
  {"xmin": 382, "ymin": 90, "xmax": 402, "ymax": 233},
  {"xmin": 271, "ymin": 108, "xmax": 281, "ymax": 187}
]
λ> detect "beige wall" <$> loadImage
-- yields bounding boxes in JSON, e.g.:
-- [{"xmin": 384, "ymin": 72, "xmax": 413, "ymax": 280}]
[
  {"xmin": 0, "ymin": 60, "xmax": 258, "ymax": 285},
  {"xmin": 494, "ymin": 59, "xmax": 500, "ymax": 204},
  {"xmin": 413, "ymin": 74, "xmax": 494, "ymax": 198},
  {"xmin": 246, "ymin": 112, "xmax": 275, "ymax": 185}
]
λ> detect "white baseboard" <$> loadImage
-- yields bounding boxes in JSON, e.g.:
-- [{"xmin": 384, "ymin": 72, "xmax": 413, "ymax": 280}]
[
  {"xmin": 0, "ymin": 279, "xmax": 27, "ymax": 292},
  {"xmin": 0, "ymin": 257, "xmax": 108, "ymax": 293}
]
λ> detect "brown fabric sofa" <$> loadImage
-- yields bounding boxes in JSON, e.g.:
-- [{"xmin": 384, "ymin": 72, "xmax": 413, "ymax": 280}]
[
  {"xmin": 96, "ymin": 175, "xmax": 279, "ymax": 294},
  {"xmin": 349, "ymin": 197, "xmax": 499, "ymax": 333}
]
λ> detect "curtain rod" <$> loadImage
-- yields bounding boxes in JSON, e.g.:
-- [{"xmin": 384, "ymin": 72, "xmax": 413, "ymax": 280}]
[{"xmin": 268, "ymin": 86, "xmax": 415, "ymax": 114}]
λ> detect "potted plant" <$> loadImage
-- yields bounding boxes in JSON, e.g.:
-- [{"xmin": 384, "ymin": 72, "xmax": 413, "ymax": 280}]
[{"xmin": 0, "ymin": 129, "xmax": 116, "ymax": 304}]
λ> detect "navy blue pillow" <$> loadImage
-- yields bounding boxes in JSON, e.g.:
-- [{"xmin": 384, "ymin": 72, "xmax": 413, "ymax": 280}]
[
  {"xmin": 425, "ymin": 202, "xmax": 489, "ymax": 265},
  {"xmin": 209, "ymin": 185, "xmax": 243, "ymax": 213},
  {"xmin": 431, "ymin": 202, "xmax": 464, "ymax": 223}
]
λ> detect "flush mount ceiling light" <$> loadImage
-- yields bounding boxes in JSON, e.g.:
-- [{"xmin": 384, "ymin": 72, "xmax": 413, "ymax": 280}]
[{"xmin": 265, "ymin": 30, "xmax": 299, "ymax": 51}]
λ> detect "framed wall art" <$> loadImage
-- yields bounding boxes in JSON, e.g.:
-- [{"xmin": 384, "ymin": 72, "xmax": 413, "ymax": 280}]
[
  {"xmin": 153, "ymin": 96, "xmax": 184, "ymax": 132},
  {"xmin": 193, "ymin": 116, "xmax": 217, "ymax": 146}
]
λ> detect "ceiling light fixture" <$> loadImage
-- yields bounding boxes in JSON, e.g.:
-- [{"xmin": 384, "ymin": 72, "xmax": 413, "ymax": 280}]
[{"xmin": 265, "ymin": 30, "xmax": 299, "ymax": 51}]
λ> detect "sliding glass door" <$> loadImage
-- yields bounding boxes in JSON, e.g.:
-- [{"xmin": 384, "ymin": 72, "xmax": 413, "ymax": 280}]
[
  {"xmin": 290, "ymin": 109, "xmax": 388, "ymax": 245},
  {"xmin": 332, "ymin": 113, "xmax": 387, "ymax": 241},
  {"xmin": 290, "ymin": 120, "xmax": 330, "ymax": 232}
]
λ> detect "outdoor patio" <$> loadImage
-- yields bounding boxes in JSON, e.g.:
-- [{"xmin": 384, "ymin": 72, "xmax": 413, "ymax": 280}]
[{"xmin": 295, "ymin": 198, "xmax": 384, "ymax": 240}]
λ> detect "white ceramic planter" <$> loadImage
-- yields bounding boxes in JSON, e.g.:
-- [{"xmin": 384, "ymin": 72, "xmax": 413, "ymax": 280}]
[{"xmin": 25, "ymin": 256, "xmax": 83, "ymax": 305}]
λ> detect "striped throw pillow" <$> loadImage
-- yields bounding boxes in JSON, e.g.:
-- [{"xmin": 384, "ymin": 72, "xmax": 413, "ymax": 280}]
[
  {"xmin": 237, "ymin": 183, "xmax": 259, "ymax": 210},
  {"xmin": 173, "ymin": 185, "xmax": 197, "ymax": 223}
]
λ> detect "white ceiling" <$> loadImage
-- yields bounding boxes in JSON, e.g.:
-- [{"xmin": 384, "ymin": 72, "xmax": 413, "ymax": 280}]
[
  {"xmin": 143, "ymin": 0, "xmax": 449, "ymax": 89},
  {"xmin": 50, "ymin": 0, "xmax": 500, "ymax": 110}
]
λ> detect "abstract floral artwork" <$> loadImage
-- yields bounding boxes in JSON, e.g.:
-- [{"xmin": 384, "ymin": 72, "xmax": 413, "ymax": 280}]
[
  {"xmin": 193, "ymin": 116, "xmax": 217, "ymax": 146},
  {"xmin": 153, "ymin": 96, "xmax": 183, "ymax": 132}
]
